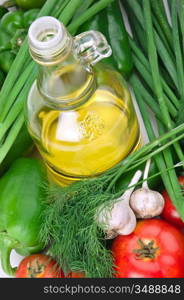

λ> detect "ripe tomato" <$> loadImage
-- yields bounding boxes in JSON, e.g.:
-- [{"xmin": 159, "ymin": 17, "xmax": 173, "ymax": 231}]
[
  {"xmin": 112, "ymin": 219, "xmax": 184, "ymax": 278},
  {"xmin": 67, "ymin": 271, "xmax": 85, "ymax": 278},
  {"xmin": 16, "ymin": 254, "xmax": 65, "ymax": 278},
  {"xmin": 161, "ymin": 176, "xmax": 184, "ymax": 228}
]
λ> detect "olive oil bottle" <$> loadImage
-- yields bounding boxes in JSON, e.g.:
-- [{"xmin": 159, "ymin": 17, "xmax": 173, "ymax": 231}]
[{"xmin": 26, "ymin": 17, "xmax": 141, "ymax": 186}]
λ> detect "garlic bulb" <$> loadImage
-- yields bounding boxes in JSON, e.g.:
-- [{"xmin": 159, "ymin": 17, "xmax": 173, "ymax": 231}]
[
  {"xmin": 130, "ymin": 160, "xmax": 165, "ymax": 219},
  {"xmin": 96, "ymin": 170, "xmax": 142, "ymax": 239}
]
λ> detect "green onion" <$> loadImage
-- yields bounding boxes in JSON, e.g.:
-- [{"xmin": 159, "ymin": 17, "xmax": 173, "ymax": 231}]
[
  {"xmin": 129, "ymin": 37, "xmax": 179, "ymax": 110},
  {"xmin": 68, "ymin": 0, "xmax": 115, "ymax": 34},
  {"xmin": 151, "ymin": 0, "xmax": 173, "ymax": 50},
  {"xmin": 171, "ymin": 1, "xmax": 184, "ymax": 109},
  {"xmin": 0, "ymin": 114, "xmax": 24, "ymax": 164},
  {"xmin": 0, "ymin": 62, "xmax": 35, "ymax": 123},
  {"xmin": 72, "ymin": 0, "xmax": 95, "ymax": 21},
  {"xmin": 132, "ymin": 85, "xmax": 183, "ymax": 213},
  {"xmin": 58, "ymin": 0, "xmax": 84, "ymax": 25},
  {"xmin": 124, "ymin": 0, "xmax": 184, "ymax": 218},
  {"xmin": 0, "ymin": 71, "xmax": 35, "ymax": 141},
  {"xmin": 142, "ymin": 0, "xmax": 184, "ymax": 162},
  {"xmin": 124, "ymin": 0, "xmax": 179, "ymax": 90}
]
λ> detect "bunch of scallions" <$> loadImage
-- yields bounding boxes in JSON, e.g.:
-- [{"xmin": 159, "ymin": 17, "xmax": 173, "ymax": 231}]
[
  {"xmin": 1, "ymin": 0, "xmax": 184, "ymax": 277},
  {"xmin": 125, "ymin": 0, "xmax": 184, "ymax": 220}
]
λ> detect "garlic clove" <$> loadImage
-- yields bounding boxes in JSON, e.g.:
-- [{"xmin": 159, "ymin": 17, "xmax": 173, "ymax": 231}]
[
  {"xmin": 116, "ymin": 207, "xmax": 137, "ymax": 235},
  {"xmin": 97, "ymin": 200, "xmax": 124, "ymax": 229},
  {"xmin": 95, "ymin": 170, "xmax": 142, "ymax": 239},
  {"xmin": 97, "ymin": 199, "xmax": 137, "ymax": 239},
  {"xmin": 130, "ymin": 187, "xmax": 165, "ymax": 219}
]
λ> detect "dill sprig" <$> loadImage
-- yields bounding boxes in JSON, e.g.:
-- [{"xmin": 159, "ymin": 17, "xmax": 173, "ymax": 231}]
[{"xmin": 41, "ymin": 179, "xmax": 115, "ymax": 277}]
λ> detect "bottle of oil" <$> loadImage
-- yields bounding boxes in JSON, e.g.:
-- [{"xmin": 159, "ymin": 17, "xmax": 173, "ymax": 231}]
[{"xmin": 26, "ymin": 16, "xmax": 141, "ymax": 186}]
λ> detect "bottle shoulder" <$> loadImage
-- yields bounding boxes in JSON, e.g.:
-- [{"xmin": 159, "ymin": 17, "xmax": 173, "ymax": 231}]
[{"xmin": 28, "ymin": 62, "xmax": 131, "ymax": 110}]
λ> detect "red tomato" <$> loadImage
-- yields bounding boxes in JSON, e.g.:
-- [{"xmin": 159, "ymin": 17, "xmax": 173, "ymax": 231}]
[
  {"xmin": 16, "ymin": 254, "xmax": 65, "ymax": 278},
  {"xmin": 161, "ymin": 176, "xmax": 184, "ymax": 228},
  {"xmin": 112, "ymin": 219, "xmax": 184, "ymax": 278},
  {"xmin": 67, "ymin": 271, "xmax": 85, "ymax": 278}
]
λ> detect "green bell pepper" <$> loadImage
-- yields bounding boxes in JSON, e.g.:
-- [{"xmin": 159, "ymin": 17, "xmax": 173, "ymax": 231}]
[
  {"xmin": 0, "ymin": 9, "xmax": 39, "ymax": 73},
  {"xmin": 0, "ymin": 158, "xmax": 46, "ymax": 276},
  {"xmin": 79, "ymin": 1, "xmax": 133, "ymax": 78},
  {"xmin": 15, "ymin": 0, "xmax": 46, "ymax": 10},
  {"xmin": 106, "ymin": 1, "xmax": 133, "ymax": 78}
]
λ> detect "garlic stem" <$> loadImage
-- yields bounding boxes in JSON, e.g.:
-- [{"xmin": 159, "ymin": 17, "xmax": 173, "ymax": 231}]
[
  {"xmin": 130, "ymin": 159, "xmax": 165, "ymax": 219},
  {"xmin": 120, "ymin": 170, "xmax": 143, "ymax": 203},
  {"xmin": 142, "ymin": 159, "xmax": 151, "ymax": 189}
]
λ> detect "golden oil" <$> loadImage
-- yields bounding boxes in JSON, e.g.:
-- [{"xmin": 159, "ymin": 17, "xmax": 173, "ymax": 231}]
[
  {"xmin": 26, "ymin": 17, "xmax": 141, "ymax": 186},
  {"xmin": 28, "ymin": 66, "xmax": 140, "ymax": 185}
]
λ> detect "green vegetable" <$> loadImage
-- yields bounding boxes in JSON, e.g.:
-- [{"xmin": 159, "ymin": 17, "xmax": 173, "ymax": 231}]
[
  {"xmin": 0, "ymin": 123, "xmax": 33, "ymax": 175},
  {"xmin": 15, "ymin": 0, "xmax": 46, "ymax": 9},
  {"xmin": 106, "ymin": 0, "xmax": 133, "ymax": 77},
  {"xmin": 0, "ymin": 158, "xmax": 46, "ymax": 276},
  {"xmin": 0, "ymin": 51, "xmax": 15, "ymax": 74},
  {"xmin": 0, "ymin": 9, "xmax": 39, "ymax": 73},
  {"xmin": 171, "ymin": 0, "xmax": 184, "ymax": 126},
  {"xmin": 150, "ymin": 0, "xmax": 173, "ymax": 51},
  {"xmin": 79, "ymin": 0, "xmax": 133, "ymax": 77},
  {"xmin": 0, "ymin": 69, "xmax": 5, "ymax": 88},
  {"xmin": 122, "ymin": 0, "xmax": 184, "ymax": 220},
  {"xmin": 142, "ymin": 0, "xmax": 184, "ymax": 212},
  {"xmin": 71, "ymin": 0, "xmax": 94, "ymax": 21},
  {"xmin": 0, "ymin": 6, "xmax": 8, "ymax": 19}
]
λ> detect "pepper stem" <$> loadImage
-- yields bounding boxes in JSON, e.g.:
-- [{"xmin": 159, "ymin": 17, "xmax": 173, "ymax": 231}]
[{"xmin": 0, "ymin": 233, "xmax": 18, "ymax": 276}]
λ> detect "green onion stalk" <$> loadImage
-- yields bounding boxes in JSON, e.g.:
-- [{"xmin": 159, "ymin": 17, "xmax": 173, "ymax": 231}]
[{"xmin": 122, "ymin": 0, "xmax": 184, "ymax": 219}]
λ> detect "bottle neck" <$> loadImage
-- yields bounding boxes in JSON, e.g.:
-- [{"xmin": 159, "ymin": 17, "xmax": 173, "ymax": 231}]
[
  {"xmin": 36, "ymin": 50, "xmax": 96, "ymax": 110},
  {"xmin": 28, "ymin": 16, "xmax": 112, "ymax": 109},
  {"xmin": 28, "ymin": 17, "xmax": 95, "ymax": 109},
  {"xmin": 29, "ymin": 16, "xmax": 72, "ymax": 66}
]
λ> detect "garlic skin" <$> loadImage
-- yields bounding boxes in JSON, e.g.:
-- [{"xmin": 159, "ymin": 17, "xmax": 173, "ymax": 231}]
[
  {"xmin": 96, "ymin": 170, "xmax": 142, "ymax": 239},
  {"xmin": 130, "ymin": 187, "xmax": 165, "ymax": 219},
  {"xmin": 97, "ymin": 198, "xmax": 137, "ymax": 239},
  {"xmin": 116, "ymin": 205, "xmax": 137, "ymax": 236}
]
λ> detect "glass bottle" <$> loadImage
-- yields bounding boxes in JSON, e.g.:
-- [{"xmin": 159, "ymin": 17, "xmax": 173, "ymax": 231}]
[{"xmin": 26, "ymin": 16, "xmax": 141, "ymax": 186}]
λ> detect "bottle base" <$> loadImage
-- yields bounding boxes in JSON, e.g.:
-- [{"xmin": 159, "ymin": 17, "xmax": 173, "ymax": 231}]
[{"xmin": 46, "ymin": 164, "xmax": 79, "ymax": 186}]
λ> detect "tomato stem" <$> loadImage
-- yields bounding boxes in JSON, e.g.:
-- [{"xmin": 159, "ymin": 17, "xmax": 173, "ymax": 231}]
[
  {"xmin": 133, "ymin": 239, "xmax": 159, "ymax": 259},
  {"xmin": 27, "ymin": 259, "xmax": 45, "ymax": 278}
]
